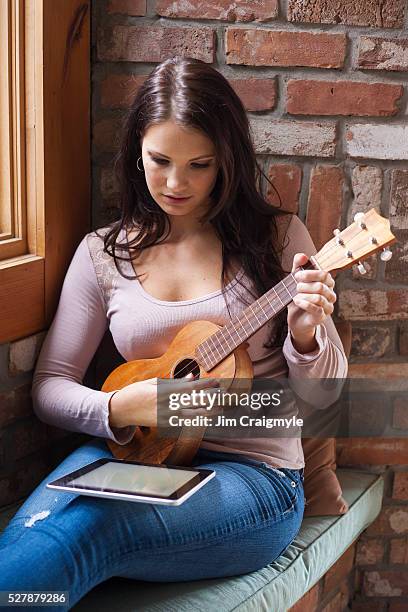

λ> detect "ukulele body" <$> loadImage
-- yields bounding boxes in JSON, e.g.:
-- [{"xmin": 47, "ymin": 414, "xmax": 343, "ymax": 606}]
[{"xmin": 102, "ymin": 320, "xmax": 253, "ymax": 466}]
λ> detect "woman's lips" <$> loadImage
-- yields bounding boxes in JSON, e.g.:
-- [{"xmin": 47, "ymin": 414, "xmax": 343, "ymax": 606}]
[{"xmin": 163, "ymin": 194, "xmax": 192, "ymax": 202}]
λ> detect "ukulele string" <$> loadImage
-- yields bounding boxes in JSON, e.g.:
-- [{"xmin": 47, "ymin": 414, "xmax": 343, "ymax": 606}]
[
  {"xmin": 312, "ymin": 225, "xmax": 373, "ymax": 267},
  {"xmin": 173, "ymin": 274, "xmax": 295, "ymax": 379},
  {"xmin": 168, "ymin": 271, "xmax": 299, "ymax": 380},
  {"xmin": 171, "ymin": 225, "xmax": 377, "ymax": 379}
]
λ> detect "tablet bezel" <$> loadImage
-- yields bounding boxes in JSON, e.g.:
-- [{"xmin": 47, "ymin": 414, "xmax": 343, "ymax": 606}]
[{"xmin": 46, "ymin": 458, "xmax": 215, "ymax": 504}]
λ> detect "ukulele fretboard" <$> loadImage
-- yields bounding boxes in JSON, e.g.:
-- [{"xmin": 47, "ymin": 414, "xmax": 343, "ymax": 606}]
[{"xmin": 195, "ymin": 271, "xmax": 300, "ymax": 371}]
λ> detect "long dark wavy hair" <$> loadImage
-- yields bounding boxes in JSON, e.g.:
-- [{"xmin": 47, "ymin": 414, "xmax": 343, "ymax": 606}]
[{"xmin": 100, "ymin": 56, "xmax": 292, "ymax": 348}]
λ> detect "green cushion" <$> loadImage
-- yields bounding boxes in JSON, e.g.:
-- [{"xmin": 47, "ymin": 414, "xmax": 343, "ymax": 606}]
[
  {"xmin": 0, "ymin": 469, "xmax": 384, "ymax": 612},
  {"xmin": 72, "ymin": 469, "xmax": 383, "ymax": 611}
]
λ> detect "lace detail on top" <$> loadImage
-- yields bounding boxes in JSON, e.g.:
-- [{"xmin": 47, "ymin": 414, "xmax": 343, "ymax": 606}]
[{"xmin": 86, "ymin": 228, "xmax": 118, "ymax": 309}]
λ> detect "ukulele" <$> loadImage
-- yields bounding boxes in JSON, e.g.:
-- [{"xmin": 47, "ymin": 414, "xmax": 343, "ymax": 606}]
[{"xmin": 102, "ymin": 209, "xmax": 396, "ymax": 466}]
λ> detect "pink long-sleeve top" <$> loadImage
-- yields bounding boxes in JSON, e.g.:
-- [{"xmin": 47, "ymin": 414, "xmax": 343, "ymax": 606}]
[{"xmin": 32, "ymin": 214, "xmax": 348, "ymax": 469}]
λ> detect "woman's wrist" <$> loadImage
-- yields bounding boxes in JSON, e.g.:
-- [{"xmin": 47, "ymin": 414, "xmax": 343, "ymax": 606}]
[
  {"xmin": 108, "ymin": 390, "xmax": 129, "ymax": 429},
  {"xmin": 290, "ymin": 327, "xmax": 318, "ymax": 354}
]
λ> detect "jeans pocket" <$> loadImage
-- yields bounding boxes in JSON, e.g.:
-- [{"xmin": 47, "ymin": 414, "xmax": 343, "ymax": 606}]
[
  {"xmin": 259, "ymin": 464, "xmax": 302, "ymax": 516},
  {"xmin": 284, "ymin": 467, "xmax": 304, "ymax": 484}
]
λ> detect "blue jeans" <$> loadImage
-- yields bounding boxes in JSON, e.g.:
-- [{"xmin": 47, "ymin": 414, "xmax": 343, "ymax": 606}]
[{"xmin": 0, "ymin": 439, "xmax": 304, "ymax": 610}]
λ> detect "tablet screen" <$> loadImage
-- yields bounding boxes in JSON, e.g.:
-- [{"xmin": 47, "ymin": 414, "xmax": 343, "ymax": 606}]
[{"xmin": 68, "ymin": 462, "xmax": 198, "ymax": 497}]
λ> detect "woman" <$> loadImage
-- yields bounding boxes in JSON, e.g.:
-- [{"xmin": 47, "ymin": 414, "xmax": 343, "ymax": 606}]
[{"xmin": 0, "ymin": 57, "xmax": 347, "ymax": 608}]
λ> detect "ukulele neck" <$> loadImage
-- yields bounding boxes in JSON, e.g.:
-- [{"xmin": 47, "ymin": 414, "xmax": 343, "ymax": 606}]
[{"xmin": 195, "ymin": 260, "xmax": 316, "ymax": 372}]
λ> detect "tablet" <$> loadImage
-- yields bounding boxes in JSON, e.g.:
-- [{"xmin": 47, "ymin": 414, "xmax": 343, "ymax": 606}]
[{"xmin": 46, "ymin": 458, "xmax": 216, "ymax": 506}]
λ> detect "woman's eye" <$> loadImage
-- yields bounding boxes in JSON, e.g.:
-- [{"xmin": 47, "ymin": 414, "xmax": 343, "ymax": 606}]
[{"xmin": 151, "ymin": 158, "xmax": 210, "ymax": 169}]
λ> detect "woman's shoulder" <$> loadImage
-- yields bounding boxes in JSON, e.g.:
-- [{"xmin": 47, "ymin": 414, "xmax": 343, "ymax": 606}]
[
  {"xmin": 87, "ymin": 224, "xmax": 115, "ymax": 243},
  {"xmin": 85, "ymin": 224, "xmax": 118, "ymax": 270},
  {"xmin": 272, "ymin": 212, "xmax": 316, "ymax": 272},
  {"xmin": 274, "ymin": 211, "xmax": 308, "ymax": 238},
  {"xmin": 273, "ymin": 212, "xmax": 296, "ymax": 254},
  {"xmin": 274, "ymin": 213, "xmax": 312, "ymax": 246},
  {"xmin": 274, "ymin": 211, "xmax": 293, "ymax": 238},
  {"xmin": 85, "ymin": 223, "xmax": 122, "ymax": 257},
  {"xmin": 87, "ymin": 222, "xmax": 141, "ymax": 248}
]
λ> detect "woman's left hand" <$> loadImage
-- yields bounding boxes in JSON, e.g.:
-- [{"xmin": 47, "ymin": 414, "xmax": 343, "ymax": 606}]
[{"xmin": 287, "ymin": 253, "xmax": 337, "ymax": 353}]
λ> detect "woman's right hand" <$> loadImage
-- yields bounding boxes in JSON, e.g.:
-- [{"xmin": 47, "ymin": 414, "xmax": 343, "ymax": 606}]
[{"xmin": 108, "ymin": 373, "xmax": 220, "ymax": 429}]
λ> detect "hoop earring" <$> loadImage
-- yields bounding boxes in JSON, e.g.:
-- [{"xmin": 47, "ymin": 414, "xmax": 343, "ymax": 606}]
[{"xmin": 136, "ymin": 156, "xmax": 144, "ymax": 172}]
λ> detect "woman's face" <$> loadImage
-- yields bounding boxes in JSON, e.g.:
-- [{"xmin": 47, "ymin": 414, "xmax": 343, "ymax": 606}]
[{"xmin": 140, "ymin": 120, "xmax": 219, "ymax": 220}]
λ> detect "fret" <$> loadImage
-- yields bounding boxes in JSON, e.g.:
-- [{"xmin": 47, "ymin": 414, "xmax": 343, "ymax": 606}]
[
  {"xmin": 281, "ymin": 281, "xmax": 293, "ymax": 300},
  {"xmin": 228, "ymin": 317, "xmax": 246, "ymax": 346},
  {"xmin": 209, "ymin": 334, "xmax": 222, "ymax": 360},
  {"xmin": 239, "ymin": 315, "xmax": 249, "ymax": 333},
  {"xmin": 196, "ymin": 345, "xmax": 205, "ymax": 363},
  {"xmin": 264, "ymin": 294, "xmax": 277, "ymax": 314},
  {"xmin": 206, "ymin": 351, "xmax": 216, "ymax": 369},
  {"xmin": 260, "ymin": 294, "xmax": 275, "ymax": 318},
  {"xmin": 225, "ymin": 325, "xmax": 235, "ymax": 341},
  {"xmin": 203, "ymin": 338, "xmax": 218, "ymax": 368},
  {"xmin": 274, "ymin": 288, "xmax": 285, "ymax": 307},
  {"xmin": 224, "ymin": 325, "xmax": 237, "ymax": 345},
  {"xmin": 286, "ymin": 279, "xmax": 297, "ymax": 300},
  {"xmin": 207, "ymin": 325, "xmax": 237, "ymax": 368},
  {"xmin": 200, "ymin": 339, "xmax": 211, "ymax": 362},
  {"xmin": 257, "ymin": 299, "xmax": 269, "ymax": 320},
  {"xmin": 249, "ymin": 304, "xmax": 263, "ymax": 325},
  {"xmin": 219, "ymin": 327, "xmax": 234, "ymax": 352},
  {"xmin": 242, "ymin": 310, "xmax": 256, "ymax": 332},
  {"xmin": 289, "ymin": 272, "xmax": 297, "ymax": 287}
]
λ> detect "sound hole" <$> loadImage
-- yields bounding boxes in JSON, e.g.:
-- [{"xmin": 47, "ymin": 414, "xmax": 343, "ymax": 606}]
[{"xmin": 173, "ymin": 359, "xmax": 200, "ymax": 379}]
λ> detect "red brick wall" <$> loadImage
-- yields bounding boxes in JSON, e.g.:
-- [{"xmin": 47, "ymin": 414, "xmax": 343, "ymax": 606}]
[
  {"xmin": 0, "ymin": 0, "xmax": 406, "ymax": 605},
  {"xmin": 289, "ymin": 543, "xmax": 355, "ymax": 612},
  {"xmin": 0, "ymin": 354, "xmax": 89, "ymax": 506},
  {"xmin": 101, "ymin": 1, "xmax": 408, "ymax": 609}
]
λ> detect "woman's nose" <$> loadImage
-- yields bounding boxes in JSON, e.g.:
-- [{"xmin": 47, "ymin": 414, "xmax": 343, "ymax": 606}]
[{"xmin": 166, "ymin": 168, "xmax": 188, "ymax": 190}]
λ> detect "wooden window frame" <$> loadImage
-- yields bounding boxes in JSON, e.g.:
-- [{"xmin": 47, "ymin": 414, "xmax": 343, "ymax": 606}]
[
  {"xmin": 0, "ymin": 0, "xmax": 90, "ymax": 343},
  {"xmin": 0, "ymin": 0, "xmax": 28, "ymax": 259}
]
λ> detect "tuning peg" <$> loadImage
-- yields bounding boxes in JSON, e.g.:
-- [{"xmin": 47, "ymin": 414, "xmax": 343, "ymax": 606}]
[
  {"xmin": 333, "ymin": 229, "xmax": 344, "ymax": 246},
  {"xmin": 357, "ymin": 261, "xmax": 367, "ymax": 275},
  {"xmin": 353, "ymin": 212, "xmax": 367, "ymax": 229},
  {"xmin": 380, "ymin": 247, "xmax": 393, "ymax": 262}
]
